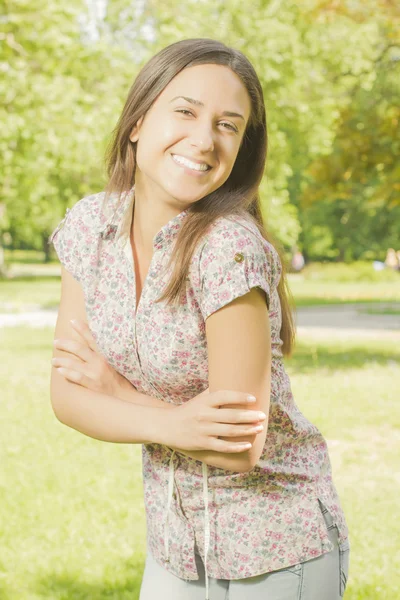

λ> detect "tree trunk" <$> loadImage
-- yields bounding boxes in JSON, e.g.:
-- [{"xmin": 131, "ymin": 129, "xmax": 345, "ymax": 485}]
[
  {"xmin": 42, "ymin": 233, "xmax": 51, "ymax": 263},
  {"xmin": 0, "ymin": 244, "xmax": 6, "ymax": 277}
]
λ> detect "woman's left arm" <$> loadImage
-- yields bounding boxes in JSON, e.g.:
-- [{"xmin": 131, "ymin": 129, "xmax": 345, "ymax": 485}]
[{"xmin": 176, "ymin": 286, "xmax": 271, "ymax": 471}]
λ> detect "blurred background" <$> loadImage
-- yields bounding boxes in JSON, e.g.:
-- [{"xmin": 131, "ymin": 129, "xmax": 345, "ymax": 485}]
[{"xmin": 1, "ymin": 1, "xmax": 399, "ymax": 599}]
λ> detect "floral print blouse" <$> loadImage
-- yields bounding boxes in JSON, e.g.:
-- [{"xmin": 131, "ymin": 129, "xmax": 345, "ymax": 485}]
[{"xmin": 49, "ymin": 186, "xmax": 350, "ymax": 599}]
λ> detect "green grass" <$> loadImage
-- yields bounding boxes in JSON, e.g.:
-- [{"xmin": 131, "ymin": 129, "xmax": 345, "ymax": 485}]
[
  {"xmin": 1, "ymin": 326, "xmax": 146, "ymax": 600},
  {"xmin": 288, "ymin": 278, "xmax": 400, "ymax": 306},
  {"xmin": 1, "ymin": 325, "xmax": 399, "ymax": 599},
  {"xmin": 285, "ymin": 336, "xmax": 400, "ymax": 599},
  {"xmin": 0, "ymin": 276, "xmax": 62, "ymax": 311},
  {"xmin": 1, "ymin": 265, "xmax": 400, "ymax": 312},
  {"xmin": 298, "ymin": 260, "xmax": 399, "ymax": 283},
  {"xmin": 3, "ymin": 248, "xmax": 48, "ymax": 264}
]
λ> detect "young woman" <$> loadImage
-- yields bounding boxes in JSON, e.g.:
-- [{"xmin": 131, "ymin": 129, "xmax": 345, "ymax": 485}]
[{"xmin": 49, "ymin": 38, "xmax": 350, "ymax": 600}]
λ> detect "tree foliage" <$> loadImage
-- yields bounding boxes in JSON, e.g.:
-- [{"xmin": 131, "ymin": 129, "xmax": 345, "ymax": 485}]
[{"xmin": 1, "ymin": 0, "xmax": 398, "ymax": 262}]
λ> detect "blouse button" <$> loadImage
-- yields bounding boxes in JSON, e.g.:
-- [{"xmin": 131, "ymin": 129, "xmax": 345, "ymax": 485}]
[{"xmin": 234, "ymin": 252, "xmax": 244, "ymax": 263}]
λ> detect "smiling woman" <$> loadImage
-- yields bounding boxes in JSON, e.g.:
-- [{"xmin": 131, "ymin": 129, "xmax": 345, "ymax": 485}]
[
  {"xmin": 48, "ymin": 38, "xmax": 350, "ymax": 600},
  {"xmin": 127, "ymin": 63, "xmax": 252, "ymax": 209}
]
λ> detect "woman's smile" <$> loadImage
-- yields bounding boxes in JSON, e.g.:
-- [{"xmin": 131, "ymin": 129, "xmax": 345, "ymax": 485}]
[{"xmin": 170, "ymin": 153, "xmax": 212, "ymax": 176}]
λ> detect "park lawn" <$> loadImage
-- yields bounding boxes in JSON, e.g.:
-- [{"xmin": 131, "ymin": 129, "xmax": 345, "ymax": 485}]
[
  {"xmin": 0, "ymin": 276, "xmax": 62, "ymax": 311},
  {"xmin": 1, "ymin": 269, "xmax": 400, "ymax": 312},
  {"xmin": 288, "ymin": 279, "xmax": 400, "ymax": 306},
  {"xmin": 1, "ymin": 326, "xmax": 399, "ymax": 599}
]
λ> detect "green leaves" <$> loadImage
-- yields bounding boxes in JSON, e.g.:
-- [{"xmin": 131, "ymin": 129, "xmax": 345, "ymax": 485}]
[
  {"xmin": 1, "ymin": 0, "xmax": 398, "ymax": 262},
  {"xmin": 0, "ymin": 0, "xmax": 133, "ymax": 252}
]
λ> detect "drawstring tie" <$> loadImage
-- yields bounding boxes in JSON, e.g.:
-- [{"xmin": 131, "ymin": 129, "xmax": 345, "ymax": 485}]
[
  {"xmin": 164, "ymin": 450, "xmax": 176, "ymax": 562},
  {"xmin": 164, "ymin": 453, "xmax": 211, "ymax": 600},
  {"xmin": 202, "ymin": 462, "xmax": 211, "ymax": 600}
]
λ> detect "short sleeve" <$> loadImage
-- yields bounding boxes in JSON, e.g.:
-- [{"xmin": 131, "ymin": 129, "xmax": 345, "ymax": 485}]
[
  {"xmin": 48, "ymin": 197, "xmax": 90, "ymax": 284},
  {"xmin": 197, "ymin": 220, "xmax": 278, "ymax": 321}
]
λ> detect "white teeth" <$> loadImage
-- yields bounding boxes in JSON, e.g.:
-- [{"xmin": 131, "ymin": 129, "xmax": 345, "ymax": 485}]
[{"xmin": 172, "ymin": 154, "xmax": 210, "ymax": 172}]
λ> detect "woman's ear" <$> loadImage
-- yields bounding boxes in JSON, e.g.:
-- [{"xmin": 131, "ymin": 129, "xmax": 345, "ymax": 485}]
[{"xmin": 129, "ymin": 116, "xmax": 144, "ymax": 143}]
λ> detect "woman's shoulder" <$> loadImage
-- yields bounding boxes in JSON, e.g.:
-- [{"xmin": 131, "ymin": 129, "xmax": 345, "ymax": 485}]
[
  {"xmin": 49, "ymin": 189, "xmax": 125, "ymax": 244},
  {"xmin": 64, "ymin": 189, "xmax": 108, "ymax": 229},
  {"xmin": 200, "ymin": 212, "xmax": 279, "ymax": 261},
  {"xmin": 49, "ymin": 190, "xmax": 104, "ymax": 239}
]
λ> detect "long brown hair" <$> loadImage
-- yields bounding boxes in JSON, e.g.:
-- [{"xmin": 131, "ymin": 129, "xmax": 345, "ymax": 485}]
[{"xmin": 104, "ymin": 38, "xmax": 296, "ymax": 356}]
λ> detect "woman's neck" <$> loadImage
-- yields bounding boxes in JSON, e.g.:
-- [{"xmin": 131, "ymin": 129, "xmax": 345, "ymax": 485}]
[{"xmin": 131, "ymin": 177, "xmax": 187, "ymax": 255}]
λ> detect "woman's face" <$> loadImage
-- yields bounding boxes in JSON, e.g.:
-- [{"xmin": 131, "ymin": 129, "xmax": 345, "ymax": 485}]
[{"xmin": 130, "ymin": 63, "xmax": 252, "ymax": 208}]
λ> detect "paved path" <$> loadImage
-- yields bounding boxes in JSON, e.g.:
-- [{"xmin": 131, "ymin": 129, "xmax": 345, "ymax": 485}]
[
  {"xmin": 0, "ymin": 303, "xmax": 399, "ymax": 338},
  {"xmin": 294, "ymin": 302, "xmax": 400, "ymax": 340},
  {"xmin": 0, "ymin": 308, "xmax": 58, "ymax": 328},
  {"xmin": 294, "ymin": 302, "xmax": 400, "ymax": 331}
]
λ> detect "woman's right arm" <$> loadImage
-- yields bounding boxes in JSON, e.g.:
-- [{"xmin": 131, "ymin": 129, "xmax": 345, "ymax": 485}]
[{"xmin": 50, "ymin": 266, "xmax": 175, "ymax": 445}]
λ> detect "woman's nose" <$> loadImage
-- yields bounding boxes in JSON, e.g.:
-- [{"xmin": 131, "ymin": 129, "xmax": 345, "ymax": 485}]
[{"xmin": 189, "ymin": 124, "xmax": 215, "ymax": 152}]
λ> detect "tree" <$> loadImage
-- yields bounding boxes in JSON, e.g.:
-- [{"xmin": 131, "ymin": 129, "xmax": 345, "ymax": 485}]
[{"xmin": 0, "ymin": 0, "xmax": 133, "ymax": 258}]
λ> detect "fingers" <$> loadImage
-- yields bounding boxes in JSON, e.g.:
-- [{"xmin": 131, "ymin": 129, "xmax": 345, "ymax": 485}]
[
  {"xmin": 209, "ymin": 390, "xmax": 257, "ymax": 407},
  {"xmin": 215, "ymin": 408, "xmax": 267, "ymax": 424},
  {"xmin": 54, "ymin": 366, "xmax": 93, "ymax": 388},
  {"xmin": 70, "ymin": 319, "xmax": 98, "ymax": 352},
  {"xmin": 212, "ymin": 423, "xmax": 265, "ymax": 438},
  {"xmin": 51, "ymin": 356, "xmax": 92, "ymax": 375},
  {"xmin": 53, "ymin": 338, "xmax": 93, "ymax": 363},
  {"xmin": 208, "ymin": 439, "xmax": 253, "ymax": 453}
]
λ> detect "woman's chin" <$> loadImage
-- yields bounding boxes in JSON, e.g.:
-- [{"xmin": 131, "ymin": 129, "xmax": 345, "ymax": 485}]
[{"xmin": 162, "ymin": 181, "xmax": 213, "ymax": 205}]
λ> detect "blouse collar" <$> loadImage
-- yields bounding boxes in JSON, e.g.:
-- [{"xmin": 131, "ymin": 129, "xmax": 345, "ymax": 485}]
[{"xmin": 96, "ymin": 185, "xmax": 190, "ymax": 250}]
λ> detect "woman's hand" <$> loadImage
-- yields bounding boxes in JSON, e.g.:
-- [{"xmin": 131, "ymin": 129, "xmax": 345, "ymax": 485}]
[
  {"xmin": 164, "ymin": 389, "xmax": 266, "ymax": 453},
  {"xmin": 52, "ymin": 319, "xmax": 132, "ymax": 397}
]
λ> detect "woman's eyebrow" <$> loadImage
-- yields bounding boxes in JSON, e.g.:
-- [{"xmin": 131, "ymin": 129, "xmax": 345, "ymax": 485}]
[{"xmin": 169, "ymin": 95, "xmax": 245, "ymax": 121}]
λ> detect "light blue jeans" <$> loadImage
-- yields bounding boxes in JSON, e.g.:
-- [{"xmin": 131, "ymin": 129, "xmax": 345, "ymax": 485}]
[{"xmin": 139, "ymin": 500, "xmax": 350, "ymax": 600}]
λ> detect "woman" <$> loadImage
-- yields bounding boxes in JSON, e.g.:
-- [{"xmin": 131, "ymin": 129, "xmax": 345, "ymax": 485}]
[{"xmin": 49, "ymin": 38, "xmax": 350, "ymax": 600}]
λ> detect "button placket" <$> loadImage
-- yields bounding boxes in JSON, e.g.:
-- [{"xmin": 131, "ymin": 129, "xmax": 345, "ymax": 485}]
[
  {"xmin": 122, "ymin": 237, "xmax": 163, "ymax": 404},
  {"xmin": 121, "ymin": 237, "xmax": 144, "ymax": 373}
]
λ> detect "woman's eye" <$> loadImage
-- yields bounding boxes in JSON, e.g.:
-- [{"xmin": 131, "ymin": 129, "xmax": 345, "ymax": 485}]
[
  {"xmin": 221, "ymin": 122, "xmax": 238, "ymax": 133},
  {"xmin": 175, "ymin": 110, "xmax": 238, "ymax": 133}
]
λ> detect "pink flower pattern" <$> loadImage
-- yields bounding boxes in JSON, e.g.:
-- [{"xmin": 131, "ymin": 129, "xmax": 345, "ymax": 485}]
[{"xmin": 49, "ymin": 187, "xmax": 349, "ymax": 581}]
